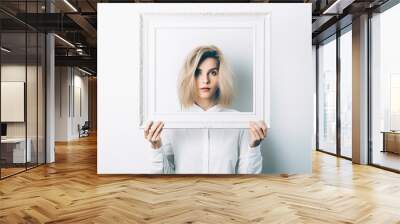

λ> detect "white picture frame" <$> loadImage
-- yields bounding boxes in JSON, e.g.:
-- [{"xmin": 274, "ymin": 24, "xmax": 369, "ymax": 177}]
[{"xmin": 138, "ymin": 11, "xmax": 271, "ymax": 129}]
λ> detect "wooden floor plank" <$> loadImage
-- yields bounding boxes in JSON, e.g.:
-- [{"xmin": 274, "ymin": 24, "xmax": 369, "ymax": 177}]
[{"xmin": 0, "ymin": 134, "xmax": 400, "ymax": 223}]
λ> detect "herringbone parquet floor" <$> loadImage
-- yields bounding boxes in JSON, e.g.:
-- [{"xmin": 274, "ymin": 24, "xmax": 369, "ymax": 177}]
[{"xmin": 1, "ymin": 134, "xmax": 400, "ymax": 223}]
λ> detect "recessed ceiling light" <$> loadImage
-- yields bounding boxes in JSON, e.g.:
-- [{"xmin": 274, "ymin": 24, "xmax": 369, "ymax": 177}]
[
  {"xmin": 78, "ymin": 67, "xmax": 93, "ymax": 76},
  {"xmin": 322, "ymin": 0, "xmax": 355, "ymax": 15},
  {"xmin": 1, "ymin": 47, "xmax": 11, "ymax": 53},
  {"xmin": 63, "ymin": 0, "xmax": 78, "ymax": 12},
  {"xmin": 54, "ymin": 34, "xmax": 75, "ymax": 48}
]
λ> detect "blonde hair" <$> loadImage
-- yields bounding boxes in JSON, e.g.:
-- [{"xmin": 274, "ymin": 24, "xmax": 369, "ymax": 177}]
[{"xmin": 177, "ymin": 45, "xmax": 234, "ymax": 108}]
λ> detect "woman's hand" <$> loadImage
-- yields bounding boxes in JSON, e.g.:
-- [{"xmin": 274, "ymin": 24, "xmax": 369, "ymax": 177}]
[
  {"xmin": 144, "ymin": 121, "xmax": 164, "ymax": 149},
  {"xmin": 249, "ymin": 121, "xmax": 268, "ymax": 148}
]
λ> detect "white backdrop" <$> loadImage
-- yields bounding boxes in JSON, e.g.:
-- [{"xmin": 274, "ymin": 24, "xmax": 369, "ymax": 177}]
[{"xmin": 98, "ymin": 3, "xmax": 313, "ymax": 174}]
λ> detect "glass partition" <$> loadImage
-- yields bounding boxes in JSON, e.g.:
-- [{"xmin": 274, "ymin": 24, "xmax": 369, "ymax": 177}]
[
  {"xmin": 317, "ymin": 36, "xmax": 337, "ymax": 155},
  {"xmin": 0, "ymin": 1, "xmax": 46, "ymax": 179},
  {"xmin": 0, "ymin": 31, "xmax": 28, "ymax": 177},
  {"xmin": 27, "ymin": 31, "xmax": 38, "ymax": 169}
]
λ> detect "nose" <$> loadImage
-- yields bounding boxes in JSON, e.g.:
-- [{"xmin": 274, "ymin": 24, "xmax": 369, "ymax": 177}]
[{"xmin": 201, "ymin": 73, "xmax": 210, "ymax": 84}]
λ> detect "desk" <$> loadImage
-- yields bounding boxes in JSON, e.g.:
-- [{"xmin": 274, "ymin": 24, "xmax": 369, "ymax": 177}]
[
  {"xmin": 1, "ymin": 138, "xmax": 31, "ymax": 163},
  {"xmin": 382, "ymin": 131, "xmax": 400, "ymax": 154}
]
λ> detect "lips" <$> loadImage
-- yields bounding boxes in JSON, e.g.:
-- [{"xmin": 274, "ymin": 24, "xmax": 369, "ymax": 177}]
[{"xmin": 200, "ymin": 87, "xmax": 210, "ymax": 91}]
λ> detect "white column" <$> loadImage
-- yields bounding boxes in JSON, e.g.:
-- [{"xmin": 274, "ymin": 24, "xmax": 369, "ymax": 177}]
[
  {"xmin": 46, "ymin": 33, "xmax": 55, "ymax": 163},
  {"xmin": 46, "ymin": 1, "xmax": 56, "ymax": 163},
  {"xmin": 352, "ymin": 14, "xmax": 369, "ymax": 164}
]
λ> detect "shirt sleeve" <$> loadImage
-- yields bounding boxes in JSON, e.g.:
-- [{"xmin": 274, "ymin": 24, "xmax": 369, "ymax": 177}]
[
  {"xmin": 150, "ymin": 130, "xmax": 175, "ymax": 174},
  {"xmin": 236, "ymin": 129, "xmax": 263, "ymax": 174}
]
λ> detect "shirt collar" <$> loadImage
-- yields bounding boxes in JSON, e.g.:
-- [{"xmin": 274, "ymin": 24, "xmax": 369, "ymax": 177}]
[{"xmin": 185, "ymin": 103, "xmax": 223, "ymax": 112}]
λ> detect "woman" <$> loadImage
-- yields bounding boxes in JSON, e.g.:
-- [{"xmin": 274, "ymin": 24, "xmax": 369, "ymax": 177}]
[{"xmin": 144, "ymin": 45, "xmax": 267, "ymax": 174}]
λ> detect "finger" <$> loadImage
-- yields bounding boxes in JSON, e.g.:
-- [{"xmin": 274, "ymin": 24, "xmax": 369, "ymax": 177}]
[
  {"xmin": 154, "ymin": 127, "xmax": 163, "ymax": 141},
  {"xmin": 261, "ymin": 120, "xmax": 267, "ymax": 128},
  {"xmin": 250, "ymin": 125, "xmax": 261, "ymax": 140},
  {"xmin": 152, "ymin": 122, "xmax": 164, "ymax": 141},
  {"xmin": 249, "ymin": 128, "xmax": 259, "ymax": 141},
  {"xmin": 144, "ymin": 121, "xmax": 153, "ymax": 132},
  {"xmin": 153, "ymin": 124, "xmax": 164, "ymax": 144},
  {"xmin": 249, "ymin": 122, "xmax": 259, "ymax": 137},
  {"xmin": 150, "ymin": 121, "xmax": 162, "ymax": 140},
  {"xmin": 262, "ymin": 121, "xmax": 269, "ymax": 137},
  {"xmin": 252, "ymin": 123, "xmax": 264, "ymax": 140},
  {"xmin": 144, "ymin": 128, "xmax": 149, "ymax": 139},
  {"xmin": 258, "ymin": 121, "xmax": 267, "ymax": 137},
  {"xmin": 148, "ymin": 121, "xmax": 160, "ymax": 140},
  {"xmin": 144, "ymin": 121, "xmax": 153, "ymax": 138},
  {"xmin": 263, "ymin": 123, "xmax": 268, "ymax": 137},
  {"xmin": 254, "ymin": 121, "xmax": 265, "ymax": 137},
  {"xmin": 248, "ymin": 127, "xmax": 256, "ymax": 139},
  {"xmin": 254, "ymin": 122, "xmax": 266, "ymax": 139}
]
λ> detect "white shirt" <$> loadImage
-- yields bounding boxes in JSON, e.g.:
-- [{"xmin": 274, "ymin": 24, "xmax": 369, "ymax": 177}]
[{"xmin": 151, "ymin": 104, "xmax": 263, "ymax": 174}]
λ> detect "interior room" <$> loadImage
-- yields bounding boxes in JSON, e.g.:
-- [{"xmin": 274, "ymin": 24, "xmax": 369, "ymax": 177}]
[
  {"xmin": 0, "ymin": 28, "xmax": 46, "ymax": 178},
  {"xmin": 0, "ymin": 0, "xmax": 399, "ymax": 223}
]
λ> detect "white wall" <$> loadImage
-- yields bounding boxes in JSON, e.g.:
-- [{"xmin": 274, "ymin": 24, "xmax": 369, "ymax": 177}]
[
  {"xmin": 55, "ymin": 67, "xmax": 69, "ymax": 141},
  {"xmin": 72, "ymin": 72, "xmax": 89, "ymax": 137},
  {"xmin": 55, "ymin": 67, "xmax": 89, "ymax": 141},
  {"xmin": 98, "ymin": 3, "xmax": 313, "ymax": 174}
]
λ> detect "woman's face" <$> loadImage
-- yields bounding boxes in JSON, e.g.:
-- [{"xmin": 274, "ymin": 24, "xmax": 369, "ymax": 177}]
[{"xmin": 195, "ymin": 57, "xmax": 219, "ymax": 101}]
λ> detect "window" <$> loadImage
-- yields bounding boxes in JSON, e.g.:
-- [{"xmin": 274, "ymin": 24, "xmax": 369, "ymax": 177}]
[
  {"xmin": 370, "ymin": 2, "xmax": 400, "ymax": 171},
  {"xmin": 317, "ymin": 26, "xmax": 353, "ymax": 159},
  {"xmin": 340, "ymin": 28, "xmax": 352, "ymax": 158},
  {"xmin": 318, "ymin": 36, "xmax": 337, "ymax": 154}
]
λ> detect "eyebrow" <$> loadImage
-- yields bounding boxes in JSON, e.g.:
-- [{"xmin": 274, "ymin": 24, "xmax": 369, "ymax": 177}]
[
  {"xmin": 198, "ymin": 67, "xmax": 218, "ymax": 72},
  {"xmin": 196, "ymin": 67, "xmax": 219, "ymax": 74}
]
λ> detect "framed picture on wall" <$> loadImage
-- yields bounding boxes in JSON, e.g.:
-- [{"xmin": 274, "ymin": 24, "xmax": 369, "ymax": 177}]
[
  {"xmin": 1, "ymin": 81, "xmax": 25, "ymax": 122},
  {"xmin": 138, "ymin": 12, "xmax": 271, "ymax": 129}
]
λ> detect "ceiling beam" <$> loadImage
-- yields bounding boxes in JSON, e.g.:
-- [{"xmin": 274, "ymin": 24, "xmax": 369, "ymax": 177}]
[
  {"xmin": 67, "ymin": 13, "xmax": 97, "ymax": 40},
  {"xmin": 322, "ymin": 0, "xmax": 356, "ymax": 14},
  {"xmin": 55, "ymin": 55, "xmax": 96, "ymax": 69}
]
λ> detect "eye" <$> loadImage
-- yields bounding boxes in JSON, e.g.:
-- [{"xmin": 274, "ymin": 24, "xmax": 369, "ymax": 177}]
[{"xmin": 210, "ymin": 70, "xmax": 218, "ymax": 76}]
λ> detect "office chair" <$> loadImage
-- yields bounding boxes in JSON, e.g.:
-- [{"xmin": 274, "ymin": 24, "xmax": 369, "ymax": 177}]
[{"xmin": 79, "ymin": 121, "xmax": 90, "ymax": 138}]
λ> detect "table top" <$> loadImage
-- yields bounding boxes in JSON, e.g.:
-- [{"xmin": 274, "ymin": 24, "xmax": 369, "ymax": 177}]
[
  {"xmin": 381, "ymin": 131, "xmax": 400, "ymax": 134},
  {"xmin": 1, "ymin": 138, "xmax": 30, "ymax": 143}
]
